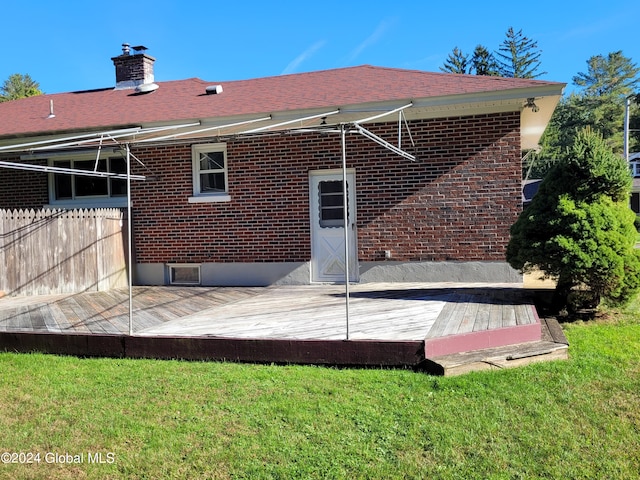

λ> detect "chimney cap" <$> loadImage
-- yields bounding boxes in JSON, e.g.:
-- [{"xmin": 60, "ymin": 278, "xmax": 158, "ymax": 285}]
[{"xmin": 132, "ymin": 45, "xmax": 149, "ymax": 54}]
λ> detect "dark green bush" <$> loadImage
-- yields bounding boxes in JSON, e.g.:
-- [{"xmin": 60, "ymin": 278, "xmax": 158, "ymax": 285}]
[{"xmin": 507, "ymin": 128, "xmax": 640, "ymax": 311}]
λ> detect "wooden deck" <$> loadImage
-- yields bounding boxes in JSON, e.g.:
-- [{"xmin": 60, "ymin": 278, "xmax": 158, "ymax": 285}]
[{"xmin": 0, "ymin": 283, "xmax": 568, "ymax": 372}]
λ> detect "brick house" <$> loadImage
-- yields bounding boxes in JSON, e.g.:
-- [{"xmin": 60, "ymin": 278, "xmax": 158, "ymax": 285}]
[{"xmin": 0, "ymin": 45, "xmax": 565, "ymax": 287}]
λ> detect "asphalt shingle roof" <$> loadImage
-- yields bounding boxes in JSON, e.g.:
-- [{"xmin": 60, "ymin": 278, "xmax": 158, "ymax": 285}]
[{"xmin": 0, "ymin": 65, "xmax": 563, "ymax": 138}]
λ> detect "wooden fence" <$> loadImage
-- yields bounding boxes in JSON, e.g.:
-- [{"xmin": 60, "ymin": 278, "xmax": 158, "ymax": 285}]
[{"xmin": 0, "ymin": 208, "xmax": 127, "ymax": 296}]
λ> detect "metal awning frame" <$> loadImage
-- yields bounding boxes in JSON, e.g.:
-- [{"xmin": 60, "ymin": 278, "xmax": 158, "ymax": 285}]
[
  {"xmin": 0, "ymin": 122, "xmax": 201, "ymax": 154},
  {"xmin": 0, "ymin": 102, "xmax": 418, "ymax": 340}
]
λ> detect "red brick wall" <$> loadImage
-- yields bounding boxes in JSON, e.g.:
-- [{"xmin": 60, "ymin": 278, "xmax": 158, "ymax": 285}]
[
  {"xmin": 0, "ymin": 112, "xmax": 521, "ymax": 264},
  {"xmin": 129, "ymin": 112, "xmax": 521, "ymax": 264},
  {"xmin": 356, "ymin": 113, "xmax": 522, "ymax": 261},
  {"xmin": 0, "ymin": 157, "xmax": 49, "ymax": 209}
]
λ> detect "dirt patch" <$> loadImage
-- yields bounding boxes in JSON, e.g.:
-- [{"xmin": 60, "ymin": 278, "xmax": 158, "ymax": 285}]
[{"xmin": 523, "ymin": 271, "xmax": 556, "ymax": 290}]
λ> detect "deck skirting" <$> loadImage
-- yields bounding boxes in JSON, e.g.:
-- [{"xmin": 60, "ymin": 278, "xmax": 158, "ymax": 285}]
[
  {"xmin": 424, "ymin": 317, "xmax": 542, "ymax": 357},
  {"xmin": 0, "ymin": 331, "xmax": 425, "ymax": 368}
]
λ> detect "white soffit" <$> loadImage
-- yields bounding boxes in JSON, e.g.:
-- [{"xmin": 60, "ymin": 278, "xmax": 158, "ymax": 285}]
[{"xmin": 521, "ymin": 94, "xmax": 562, "ymax": 150}]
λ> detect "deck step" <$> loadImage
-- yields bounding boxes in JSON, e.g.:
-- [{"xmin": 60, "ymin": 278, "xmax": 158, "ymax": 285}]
[
  {"xmin": 424, "ymin": 314, "xmax": 542, "ymax": 357},
  {"xmin": 422, "ymin": 340, "xmax": 569, "ymax": 376}
]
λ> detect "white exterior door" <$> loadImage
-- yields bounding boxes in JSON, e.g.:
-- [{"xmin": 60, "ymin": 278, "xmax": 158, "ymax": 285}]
[{"xmin": 309, "ymin": 170, "xmax": 358, "ymax": 283}]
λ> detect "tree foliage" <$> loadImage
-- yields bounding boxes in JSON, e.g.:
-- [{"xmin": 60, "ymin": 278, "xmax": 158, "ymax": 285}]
[
  {"xmin": 470, "ymin": 45, "xmax": 500, "ymax": 76},
  {"xmin": 495, "ymin": 27, "xmax": 546, "ymax": 79},
  {"xmin": 572, "ymin": 51, "xmax": 640, "ymax": 97},
  {"xmin": 440, "ymin": 47, "xmax": 469, "ymax": 74},
  {"xmin": 531, "ymin": 51, "xmax": 640, "ymax": 177},
  {"xmin": 441, "ymin": 44, "xmax": 502, "ymax": 76},
  {"xmin": 440, "ymin": 28, "xmax": 543, "ymax": 78},
  {"xmin": 507, "ymin": 129, "xmax": 640, "ymax": 311},
  {"xmin": 0, "ymin": 73, "xmax": 43, "ymax": 102}
]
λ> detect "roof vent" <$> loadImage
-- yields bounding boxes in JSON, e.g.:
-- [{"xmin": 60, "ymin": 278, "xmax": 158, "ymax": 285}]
[
  {"xmin": 135, "ymin": 82, "xmax": 159, "ymax": 94},
  {"xmin": 206, "ymin": 85, "xmax": 223, "ymax": 95}
]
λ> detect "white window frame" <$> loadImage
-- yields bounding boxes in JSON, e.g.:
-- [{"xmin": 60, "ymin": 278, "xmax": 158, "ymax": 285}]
[
  {"xmin": 46, "ymin": 153, "xmax": 128, "ymax": 208},
  {"xmin": 189, "ymin": 143, "xmax": 231, "ymax": 203}
]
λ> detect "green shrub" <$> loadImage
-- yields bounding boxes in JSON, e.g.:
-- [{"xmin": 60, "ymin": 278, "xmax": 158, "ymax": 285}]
[{"xmin": 507, "ymin": 128, "xmax": 640, "ymax": 311}]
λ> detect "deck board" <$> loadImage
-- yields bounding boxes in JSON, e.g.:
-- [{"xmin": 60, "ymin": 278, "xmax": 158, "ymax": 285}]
[
  {"xmin": 458, "ymin": 300, "xmax": 479, "ymax": 334},
  {"xmin": 425, "ymin": 295, "xmax": 461, "ymax": 339},
  {"xmin": 47, "ymin": 303, "xmax": 72, "ymax": 332},
  {"xmin": 0, "ymin": 283, "xmax": 540, "ymax": 347},
  {"xmin": 472, "ymin": 303, "xmax": 491, "ymax": 332},
  {"xmin": 513, "ymin": 304, "xmax": 530, "ymax": 325},
  {"xmin": 486, "ymin": 302, "xmax": 503, "ymax": 331}
]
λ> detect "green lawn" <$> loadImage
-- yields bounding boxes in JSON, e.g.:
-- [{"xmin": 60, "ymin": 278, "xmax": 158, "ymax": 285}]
[{"xmin": 0, "ymin": 304, "xmax": 639, "ymax": 479}]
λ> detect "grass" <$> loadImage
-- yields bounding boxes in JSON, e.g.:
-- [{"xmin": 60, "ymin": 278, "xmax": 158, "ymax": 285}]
[{"xmin": 0, "ymin": 307, "xmax": 639, "ymax": 479}]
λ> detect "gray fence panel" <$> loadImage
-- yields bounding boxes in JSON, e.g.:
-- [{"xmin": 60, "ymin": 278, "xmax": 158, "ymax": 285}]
[{"xmin": 0, "ymin": 208, "xmax": 127, "ymax": 296}]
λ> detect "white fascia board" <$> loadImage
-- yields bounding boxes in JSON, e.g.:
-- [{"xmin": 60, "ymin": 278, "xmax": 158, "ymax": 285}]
[
  {"xmin": 132, "ymin": 83, "xmax": 565, "ymax": 142},
  {"xmin": 410, "ymin": 84, "xmax": 565, "ymax": 109},
  {"xmin": 0, "ymin": 84, "xmax": 564, "ymax": 150},
  {"xmin": 255, "ymin": 85, "xmax": 565, "ymax": 128}
]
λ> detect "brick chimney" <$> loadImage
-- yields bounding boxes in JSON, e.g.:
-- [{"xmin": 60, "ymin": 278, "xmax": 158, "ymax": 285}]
[{"xmin": 111, "ymin": 44, "xmax": 155, "ymax": 90}]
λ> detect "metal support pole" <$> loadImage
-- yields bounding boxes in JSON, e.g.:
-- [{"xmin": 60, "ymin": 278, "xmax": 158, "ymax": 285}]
[
  {"xmin": 624, "ymin": 96, "xmax": 631, "ymax": 163},
  {"xmin": 126, "ymin": 144, "xmax": 134, "ymax": 336},
  {"xmin": 341, "ymin": 124, "xmax": 350, "ymax": 340}
]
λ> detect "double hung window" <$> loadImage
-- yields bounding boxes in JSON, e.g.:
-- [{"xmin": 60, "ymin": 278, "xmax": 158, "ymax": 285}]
[{"xmin": 189, "ymin": 143, "xmax": 230, "ymax": 203}]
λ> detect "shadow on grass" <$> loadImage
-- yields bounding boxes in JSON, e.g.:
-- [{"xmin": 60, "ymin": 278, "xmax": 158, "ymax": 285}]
[{"xmin": 529, "ymin": 287, "xmax": 600, "ymax": 323}]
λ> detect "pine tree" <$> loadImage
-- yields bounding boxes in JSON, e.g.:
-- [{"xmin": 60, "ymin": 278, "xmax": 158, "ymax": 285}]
[
  {"xmin": 470, "ymin": 45, "xmax": 500, "ymax": 76},
  {"xmin": 495, "ymin": 27, "xmax": 546, "ymax": 78},
  {"xmin": 0, "ymin": 73, "xmax": 43, "ymax": 102},
  {"xmin": 537, "ymin": 51, "xmax": 640, "ymax": 159},
  {"xmin": 572, "ymin": 51, "xmax": 639, "ymax": 97},
  {"xmin": 440, "ymin": 47, "xmax": 469, "ymax": 74}
]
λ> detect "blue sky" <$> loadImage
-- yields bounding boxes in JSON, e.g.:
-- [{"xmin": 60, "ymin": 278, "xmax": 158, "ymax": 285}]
[{"xmin": 2, "ymin": 0, "xmax": 639, "ymax": 94}]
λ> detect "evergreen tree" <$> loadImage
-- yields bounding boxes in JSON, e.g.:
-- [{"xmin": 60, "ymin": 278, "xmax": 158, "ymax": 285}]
[
  {"xmin": 495, "ymin": 27, "xmax": 546, "ymax": 78},
  {"xmin": 0, "ymin": 73, "xmax": 43, "ymax": 101},
  {"xmin": 507, "ymin": 128, "xmax": 640, "ymax": 312},
  {"xmin": 536, "ymin": 51, "xmax": 640, "ymax": 162},
  {"xmin": 470, "ymin": 45, "xmax": 500, "ymax": 76},
  {"xmin": 440, "ymin": 47, "xmax": 469, "ymax": 74},
  {"xmin": 573, "ymin": 51, "xmax": 640, "ymax": 97}
]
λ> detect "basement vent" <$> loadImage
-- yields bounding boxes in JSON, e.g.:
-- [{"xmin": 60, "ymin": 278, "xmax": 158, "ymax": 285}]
[{"xmin": 167, "ymin": 264, "xmax": 201, "ymax": 285}]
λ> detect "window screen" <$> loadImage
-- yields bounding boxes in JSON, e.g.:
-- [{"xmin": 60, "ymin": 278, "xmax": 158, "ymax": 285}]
[
  {"xmin": 199, "ymin": 151, "xmax": 226, "ymax": 193},
  {"xmin": 319, "ymin": 180, "xmax": 348, "ymax": 228}
]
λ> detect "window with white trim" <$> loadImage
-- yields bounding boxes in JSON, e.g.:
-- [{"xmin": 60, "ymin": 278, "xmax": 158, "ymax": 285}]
[
  {"xmin": 189, "ymin": 143, "xmax": 230, "ymax": 203},
  {"xmin": 48, "ymin": 154, "xmax": 128, "ymax": 207}
]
